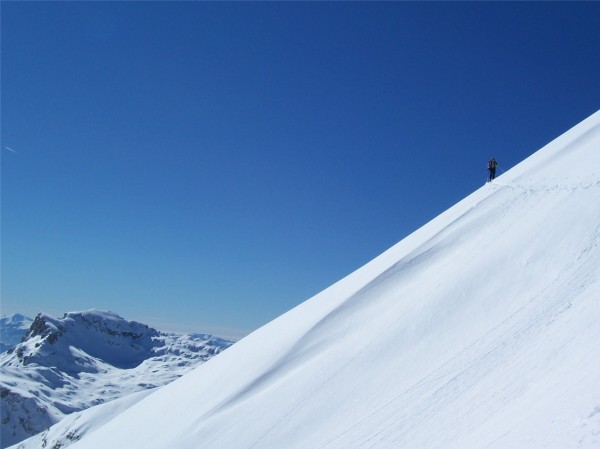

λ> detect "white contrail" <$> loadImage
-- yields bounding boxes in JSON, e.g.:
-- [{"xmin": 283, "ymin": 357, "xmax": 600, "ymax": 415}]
[{"xmin": 3, "ymin": 146, "xmax": 17, "ymax": 153}]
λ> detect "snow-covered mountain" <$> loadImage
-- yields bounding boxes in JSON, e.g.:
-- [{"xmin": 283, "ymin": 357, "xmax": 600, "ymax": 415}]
[
  {"xmin": 0, "ymin": 314, "xmax": 33, "ymax": 353},
  {"xmin": 0, "ymin": 310, "xmax": 232, "ymax": 448},
  {"xmin": 11, "ymin": 110, "xmax": 600, "ymax": 449}
]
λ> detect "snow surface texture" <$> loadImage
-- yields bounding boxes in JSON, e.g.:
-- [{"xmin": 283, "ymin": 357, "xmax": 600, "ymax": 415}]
[
  {"xmin": 0, "ymin": 311, "xmax": 232, "ymax": 448},
  {"xmin": 0, "ymin": 315, "xmax": 33, "ymax": 353},
  {"xmin": 16, "ymin": 111, "xmax": 600, "ymax": 449}
]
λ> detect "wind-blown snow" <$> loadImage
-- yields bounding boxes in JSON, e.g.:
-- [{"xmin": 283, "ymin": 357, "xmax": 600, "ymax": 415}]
[{"xmin": 38, "ymin": 112, "xmax": 600, "ymax": 448}]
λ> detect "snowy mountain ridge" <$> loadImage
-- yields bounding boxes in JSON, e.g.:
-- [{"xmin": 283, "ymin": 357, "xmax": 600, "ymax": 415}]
[
  {"xmin": 0, "ymin": 310, "xmax": 233, "ymax": 448},
  {"xmin": 15, "ymin": 310, "xmax": 162, "ymax": 373},
  {"xmin": 10, "ymin": 110, "xmax": 600, "ymax": 449}
]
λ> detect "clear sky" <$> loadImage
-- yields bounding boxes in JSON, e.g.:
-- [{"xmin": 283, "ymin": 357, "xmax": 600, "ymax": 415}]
[{"xmin": 1, "ymin": 1, "xmax": 599, "ymax": 340}]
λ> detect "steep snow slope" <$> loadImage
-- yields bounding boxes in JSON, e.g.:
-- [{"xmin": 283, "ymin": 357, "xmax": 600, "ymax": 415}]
[
  {"xmin": 0, "ymin": 311, "xmax": 232, "ymax": 448},
  {"xmin": 67, "ymin": 111, "xmax": 600, "ymax": 449}
]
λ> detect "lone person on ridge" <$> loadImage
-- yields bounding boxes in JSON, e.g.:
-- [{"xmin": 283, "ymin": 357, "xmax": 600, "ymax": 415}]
[{"xmin": 487, "ymin": 157, "xmax": 498, "ymax": 182}]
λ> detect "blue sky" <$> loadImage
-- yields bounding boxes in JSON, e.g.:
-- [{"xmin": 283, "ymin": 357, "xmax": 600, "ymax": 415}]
[{"xmin": 2, "ymin": 2, "xmax": 599, "ymax": 339}]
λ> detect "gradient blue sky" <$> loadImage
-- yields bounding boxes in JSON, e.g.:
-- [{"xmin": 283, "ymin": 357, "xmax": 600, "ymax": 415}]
[{"xmin": 2, "ymin": 2, "xmax": 599, "ymax": 339}]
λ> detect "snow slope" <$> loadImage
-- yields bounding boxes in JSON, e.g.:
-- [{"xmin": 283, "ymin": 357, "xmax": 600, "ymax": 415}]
[
  {"xmin": 64, "ymin": 111, "xmax": 600, "ymax": 448},
  {"xmin": 9, "ymin": 389, "xmax": 155, "ymax": 449},
  {"xmin": 0, "ymin": 311, "xmax": 232, "ymax": 448}
]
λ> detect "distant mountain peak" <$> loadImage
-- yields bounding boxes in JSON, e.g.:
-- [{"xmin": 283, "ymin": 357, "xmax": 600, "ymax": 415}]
[
  {"xmin": 14, "ymin": 310, "xmax": 161, "ymax": 372},
  {"xmin": 0, "ymin": 310, "xmax": 233, "ymax": 448},
  {"xmin": 0, "ymin": 313, "xmax": 30, "ymax": 324},
  {"xmin": 0, "ymin": 314, "xmax": 33, "ymax": 353}
]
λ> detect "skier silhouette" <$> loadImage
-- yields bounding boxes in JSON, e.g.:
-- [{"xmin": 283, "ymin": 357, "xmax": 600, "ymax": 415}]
[{"xmin": 487, "ymin": 157, "xmax": 498, "ymax": 182}]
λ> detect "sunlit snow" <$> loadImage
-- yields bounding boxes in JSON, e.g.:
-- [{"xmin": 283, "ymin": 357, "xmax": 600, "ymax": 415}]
[{"xmin": 12, "ymin": 111, "xmax": 600, "ymax": 449}]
